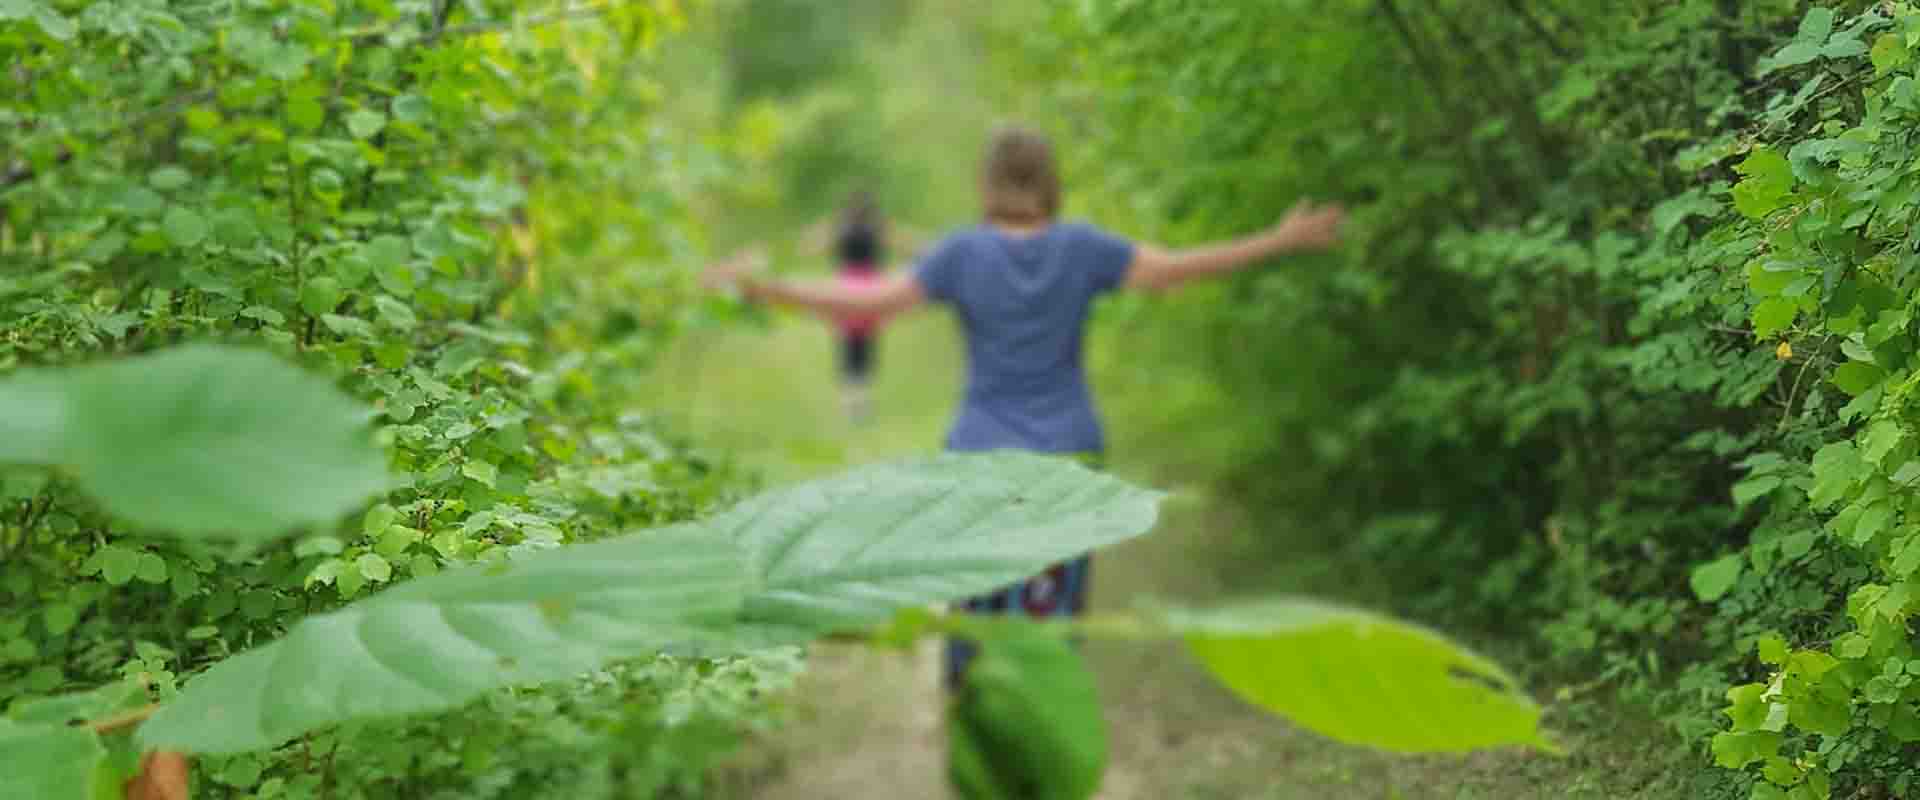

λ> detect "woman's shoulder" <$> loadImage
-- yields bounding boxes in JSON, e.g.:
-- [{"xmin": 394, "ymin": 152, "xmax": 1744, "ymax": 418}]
[{"xmin": 1050, "ymin": 220, "xmax": 1115, "ymax": 240}]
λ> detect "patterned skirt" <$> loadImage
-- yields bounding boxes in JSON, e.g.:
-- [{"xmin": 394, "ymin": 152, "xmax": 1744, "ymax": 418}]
[{"xmin": 942, "ymin": 555, "xmax": 1093, "ymax": 689}]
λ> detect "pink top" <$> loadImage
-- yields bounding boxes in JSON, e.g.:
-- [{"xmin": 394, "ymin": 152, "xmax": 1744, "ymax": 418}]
[{"xmin": 836, "ymin": 262, "xmax": 886, "ymax": 336}]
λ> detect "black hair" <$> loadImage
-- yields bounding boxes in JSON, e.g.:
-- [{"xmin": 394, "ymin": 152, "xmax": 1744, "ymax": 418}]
[{"xmin": 836, "ymin": 190, "xmax": 884, "ymax": 265}]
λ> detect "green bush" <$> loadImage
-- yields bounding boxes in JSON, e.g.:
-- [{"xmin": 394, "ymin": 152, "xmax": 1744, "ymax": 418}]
[
  {"xmin": 0, "ymin": 1, "xmax": 765, "ymax": 795},
  {"xmin": 1004, "ymin": 0, "xmax": 1920, "ymax": 795}
]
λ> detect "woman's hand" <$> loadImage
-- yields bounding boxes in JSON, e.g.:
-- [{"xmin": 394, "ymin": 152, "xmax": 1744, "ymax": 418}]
[
  {"xmin": 1270, "ymin": 200, "xmax": 1347, "ymax": 253},
  {"xmin": 702, "ymin": 245, "xmax": 768, "ymax": 293}
]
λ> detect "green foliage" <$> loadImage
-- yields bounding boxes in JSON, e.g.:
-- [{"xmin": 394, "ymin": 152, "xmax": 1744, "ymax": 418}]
[
  {"xmin": 995, "ymin": 0, "xmax": 1920, "ymax": 795},
  {"xmin": 0, "ymin": 0, "xmax": 763, "ymax": 794},
  {"xmin": 3, "ymin": 407, "xmax": 1543, "ymax": 795},
  {"xmin": 948, "ymin": 623, "xmax": 1106, "ymax": 800},
  {"xmin": 0, "ymin": 0, "xmax": 1576, "ymax": 796}
]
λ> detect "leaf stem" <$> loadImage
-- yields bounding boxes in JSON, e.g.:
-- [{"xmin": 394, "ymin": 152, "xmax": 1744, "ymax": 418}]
[{"xmin": 90, "ymin": 703, "xmax": 160, "ymax": 736}]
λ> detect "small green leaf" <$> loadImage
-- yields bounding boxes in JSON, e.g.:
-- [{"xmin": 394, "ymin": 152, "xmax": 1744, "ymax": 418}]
[
  {"xmin": 461, "ymin": 460, "xmax": 498, "ymax": 488},
  {"xmin": 1752, "ymin": 298, "xmax": 1799, "ymax": 337},
  {"xmin": 1796, "ymin": 7, "xmax": 1834, "ymax": 45},
  {"xmin": 1788, "ymin": 682, "xmax": 1852, "ymax": 736},
  {"xmin": 212, "ymin": 208, "xmax": 259, "ymax": 248},
  {"xmin": 1761, "ymin": 41, "xmax": 1822, "ymax": 74},
  {"xmin": 367, "ymin": 234, "xmax": 412, "ymax": 269},
  {"xmin": 1733, "ymin": 475, "xmax": 1783, "ymax": 508},
  {"xmin": 377, "ymin": 264, "xmax": 416, "ymax": 297},
  {"xmin": 301, "ymin": 277, "xmax": 342, "ymax": 317},
  {"xmin": 392, "ymin": 94, "xmax": 431, "ymax": 124},
  {"xmin": 320, "ymin": 314, "xmax": 376, "ymax": 339},
  {"xmin": 1651, "ymin": 190, "xmax": 1719, "ymax": 238},
  {"xmin": 162, "ymin": 207, "xmax": 209, "ymax": 247},
  {"xmin": 1854, "ymin": 502, "xmax": 1895, "ymax": 546},
  {"xmin": 1778, "ymin": 531, "xmax": 1816, "ymax": 561},
  {"xmin": 1810, "ymin": 442, "xmax": 1868, "ymax": 509},
  {"xmin": 306, "ymin": 558, "xmax": 344, "ymax": 588},
  {"xmin": 42, "ymin": 605, "xmax": 76, "ymax": 636},
  {"xmin": 1832, "ymin": 362, "xmax": 1887, "ymax": 396},
  {"xmin": 1823, "ymin": 38, "xmax": 1868, "ymax": 59},
  {"xmin": 240, "ymin": 306, "xmax": 286, "ymax": 326},
  {"xmin": 1712, "ymin": 730, "xmax": 1782, "ymax": 769},
  {"xmin": 1691, "ymin": 555, "xmax": 1744, "ymax": 602},
  {"xmin": 1873, "ymin": 34, "xmax": 1912, "ymax": 74},
  {"xmin": 1727, "ymin": 683, "xmax": 1769, "ymax": 729},
  {"xmin": 373, "ymin": 295, "xmax": 417, "ymax": 330},
  {"xmin": 363, "ymin": 504, "xmax": 399, "ymax": 536},
  {"xmin": 1890, "ymin": 533, "xmax": 1920, "ymax": 577},
  {"xmin": 149, "ymin": 166, "xmax": 192, "ymax": 191},
  {"xmin": 288, "ymin": 97, "xmax": 325, "ymax": 132},
  {"xmin": 356, "ymin": 553, "xmax": 392, "ymax": 583},
  {"xmin": 1733, "ymin": 148, "xmax": 1795, "ymax": 218},
  {"xmin": 1863, "ymin": 420, "xmax": 1907, "ymax": 465},
  {"xmin": 295, "ymin": 536, "xmax": 345, "ymax": 558},
  {"xmin": 99, "ymin": 546, "xmax": 139, "ymax": 586},
  {"xmin": 1164, "ymin": 599, "xmax": 1552, "ymax": 753},
  {"xmin": 30, "ymin": 6, "xmax": 74, "ymax": 40},
  {"xmin": 134, "ymin": 552, "xmax": 168, "ymax": 584},
  {"xmin": 346, "ymin": 109, "xmax": 388, "ymax": 139},
  {"xmin": 1757, "ymin": 635, "xmax": 1789, "ymax": 666},
  {"xmin": 375, "ymin": 527, "xmax": 417, "ymax": 559}
]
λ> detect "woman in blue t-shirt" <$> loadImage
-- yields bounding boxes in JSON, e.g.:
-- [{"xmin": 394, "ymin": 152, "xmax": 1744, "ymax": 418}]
[{"xmin": 704, "ymin": 125, "xmax": 1345, "ymax": 685}]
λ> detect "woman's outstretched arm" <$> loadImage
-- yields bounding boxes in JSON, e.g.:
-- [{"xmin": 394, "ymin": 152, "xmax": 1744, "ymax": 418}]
[
  {"xmin": 703, "ymin": 247, "xmax": 926, "ymax": 320},
  {"xmin": 1123, "ymin": 200, "xmax": 1347, "ymax": 291}
]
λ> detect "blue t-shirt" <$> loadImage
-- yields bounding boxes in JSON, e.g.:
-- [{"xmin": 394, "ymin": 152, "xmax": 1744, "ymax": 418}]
[{"xmin": 913, "ymin": 222, "xmax": 1135, "ymax": 454}]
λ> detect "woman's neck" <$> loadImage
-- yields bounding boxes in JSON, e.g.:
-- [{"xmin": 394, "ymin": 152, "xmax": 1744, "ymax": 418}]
[{"xmin": 987, "ymin": 218, "xmax": 1052, "ymax": 239}]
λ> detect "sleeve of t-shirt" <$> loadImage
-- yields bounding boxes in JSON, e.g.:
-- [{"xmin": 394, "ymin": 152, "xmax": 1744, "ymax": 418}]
[
  {"xmin": 1079, "ymin": 224, "xmax": 1136, "ymax": 295},
  {"xmin": 912, "ymin": 233, "xmax": 964, "ymax": 304}
]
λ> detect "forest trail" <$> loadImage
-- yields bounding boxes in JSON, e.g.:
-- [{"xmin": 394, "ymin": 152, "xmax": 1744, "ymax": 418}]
[{"xmin": 653, "ymin": 312, "xmax": 1696, "ymax": 800}]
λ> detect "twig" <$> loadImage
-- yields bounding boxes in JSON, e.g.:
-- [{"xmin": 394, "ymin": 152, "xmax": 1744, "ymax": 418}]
[{"xmin": 1778, "ymin": 341, "xmax": 1827, "ymax": 431}]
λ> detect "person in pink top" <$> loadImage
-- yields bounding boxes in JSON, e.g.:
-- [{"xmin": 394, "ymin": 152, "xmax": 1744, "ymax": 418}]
[{"xmin": 824, "ymin": 192, "xmax": 893, "ymax": 424}]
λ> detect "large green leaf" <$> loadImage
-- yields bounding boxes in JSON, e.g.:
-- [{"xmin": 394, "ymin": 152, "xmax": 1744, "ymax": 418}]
[
  {"xmin": 949, "ymin": 623, "xmax": 1107, "ymax": 800},
  {"xmin": 716, "ymin": 452, "xmax": 1161, "ymax": 633},
  {"xmin": 139, "ymin": 527, "xmax": 748, "ymax": 754},
  {"xmin": 1162, "ymin": 599, "xmax": 1554, "ymax": 754},
  {"xmin": 0, "ymin": 680, "xmax": 150, "ymax": 799},
  {"xmin": 0, "ymin": 345, "xmax": 392, "ymax": 540},
  {"xmin": 0, "ymin": 374, "xmax": 68, "ymax": 463},
  {"xmin": 0, "ymin": 719, "xmax": 103, "ymax": 800}
]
